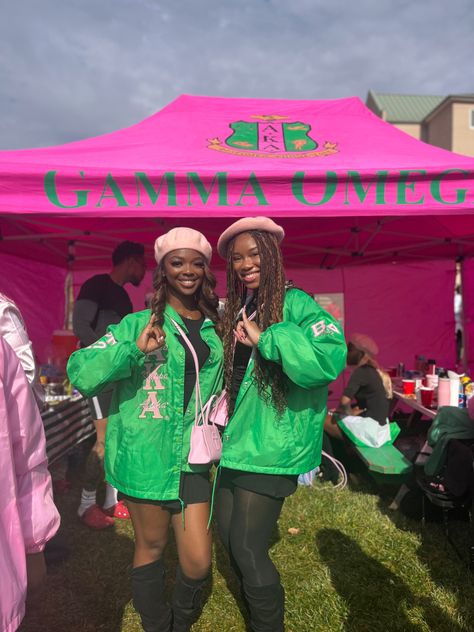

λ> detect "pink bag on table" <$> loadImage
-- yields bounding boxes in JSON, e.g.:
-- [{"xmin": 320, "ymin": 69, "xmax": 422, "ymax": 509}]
[{"xmin": 169, "ymin": 318, "xmax": 222, "ymax": 465}]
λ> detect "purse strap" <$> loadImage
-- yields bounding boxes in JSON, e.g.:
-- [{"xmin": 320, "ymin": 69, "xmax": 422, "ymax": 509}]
[
  {"xmin": 168, "ymin": 316, "xmax": 213, "ymax": 428},
  {"xmin": 169, "ymin": 309, "xmax": 257, "ymax": 424}
]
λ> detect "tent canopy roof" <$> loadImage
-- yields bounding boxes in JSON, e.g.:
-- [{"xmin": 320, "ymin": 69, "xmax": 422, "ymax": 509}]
[
  {"xmin": 0, "ymin": 94, "xmax": 473, "ymax": 218},
  {"xmin": 1, "ymin": 95, "xmax": 474, "ymax": 268}
]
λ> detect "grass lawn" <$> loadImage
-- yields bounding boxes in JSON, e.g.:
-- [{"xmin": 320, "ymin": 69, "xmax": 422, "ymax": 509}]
[{"xmin": 19, "ymin": 458, "xmax": 474, "ymax": 632}]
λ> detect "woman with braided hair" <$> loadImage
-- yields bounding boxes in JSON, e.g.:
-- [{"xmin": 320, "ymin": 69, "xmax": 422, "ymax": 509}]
[
  {"xmin": 215, "ymin": 217, "xmax": 347, "ymax": 632},
  {"xmin": 68, "ymin": 228, "xmax": 223, "ymax": 632}
]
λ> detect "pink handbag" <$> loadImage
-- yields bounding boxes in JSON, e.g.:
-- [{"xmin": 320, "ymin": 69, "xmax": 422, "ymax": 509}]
[
  {"xmin": 207, "ymin": 306, "xmax": 258, "ymax": 428},
  {"xmin": 169, "ymin": 318, "xmax": 222, "ymax": 465},
  {"xmin": 208, "ymin": 390, "xmax": 228, "ymax": 427},
  {"xmin": 208, "ymin": 306, "xmax": 258, "ymax": 428}
]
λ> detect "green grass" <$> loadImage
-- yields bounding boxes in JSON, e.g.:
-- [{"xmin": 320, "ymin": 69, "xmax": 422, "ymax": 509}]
[{"xmin": 19, "ymin": 467, "xmax": 474, "ymax": 632}]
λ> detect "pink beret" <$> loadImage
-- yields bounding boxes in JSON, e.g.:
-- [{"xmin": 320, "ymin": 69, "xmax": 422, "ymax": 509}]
[
  {"xmin": 217, "ymin": 217, "xmax": 285, "ymax": 258},
  {"xmin": 154, "ymin": 227, "xmax": 212, "ymax": 265},
  {"xmin": 349, "ymin": 333, "xmax": 379, "ymax": 358}
]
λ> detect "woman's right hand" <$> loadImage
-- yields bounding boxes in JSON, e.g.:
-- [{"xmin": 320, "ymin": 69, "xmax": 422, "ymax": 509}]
[{"xmin": 136, "ymin": 315, "xmax": 166, "ymax": 354}]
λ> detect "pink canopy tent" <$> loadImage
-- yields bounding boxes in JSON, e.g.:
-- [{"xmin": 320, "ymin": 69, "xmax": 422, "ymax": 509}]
[{"xmin": 0, "ymin": 95, "xmax": 473, "ymax": 375}]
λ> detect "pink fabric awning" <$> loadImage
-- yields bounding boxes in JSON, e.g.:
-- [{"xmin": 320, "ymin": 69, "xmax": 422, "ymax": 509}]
[{"xmin": 0, "ymin": 95, "xmax": 473, "ymax": 218}]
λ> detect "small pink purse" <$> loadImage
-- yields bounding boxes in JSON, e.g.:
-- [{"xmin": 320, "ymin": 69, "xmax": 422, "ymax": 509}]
[
  {"xmin": 207, "ymin": 306, "xmax": 258, "ymax": 428},
  {"xmin": 208, "ymin": 390, "xmax": 228, "ymax": 427},
  {"xmin": 169, "ymin": 318, "xmax": 222, "ymax": 465}
]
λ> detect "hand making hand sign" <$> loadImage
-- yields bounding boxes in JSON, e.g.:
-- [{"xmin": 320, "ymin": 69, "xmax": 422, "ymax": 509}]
[
  {"xmin": 136, "ymin": 315, "xmax": 166, "ymax": 354},
  {"xmin": 234, "ymin": 307, "xmax": 262, "ymax": 347}
]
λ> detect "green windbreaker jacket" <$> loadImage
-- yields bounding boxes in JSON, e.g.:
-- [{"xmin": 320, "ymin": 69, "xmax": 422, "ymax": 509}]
[
  {"xmin": 67, "ymin": 306, "xmax": 224, "ymax": 500},
  {"xmin": 220, "ymin": 289, "xmax": 347, "ymax": 475}
]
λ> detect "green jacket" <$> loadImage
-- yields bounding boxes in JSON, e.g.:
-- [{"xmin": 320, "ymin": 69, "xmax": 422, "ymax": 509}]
[
  {"xmin": 220, "ymin": 289, "xmax": 347, "ymax": 475},
  {"xmin": 425, "ymin": 406, "xmax": 474, "ymax": 476},
  {"xmin": 67, "ymin": 306, "xmax": 224, "ymax": 500}
]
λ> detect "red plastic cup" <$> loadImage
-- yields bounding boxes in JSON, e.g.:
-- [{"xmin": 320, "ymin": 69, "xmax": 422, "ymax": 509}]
[
  {"xmin": 420, "ymin": 387, "xmax": 434, "ymax": 408},
  {"xmin": 402, "ymin": 379, "xmax": 415, "ymax": 395}
]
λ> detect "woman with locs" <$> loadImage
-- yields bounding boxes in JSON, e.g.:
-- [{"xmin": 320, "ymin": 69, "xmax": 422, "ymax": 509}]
[
  {"xmin": 67, "ymin": 228, "xmax": 223, "ymax": 632},
  {"xmin": 215, "ymin": 217, "xmax": 347, "ymax": 631}
]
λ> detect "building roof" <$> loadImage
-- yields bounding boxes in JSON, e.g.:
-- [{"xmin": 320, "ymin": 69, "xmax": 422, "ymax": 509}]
[
  {"xmin": 424, "ymin": 93, "xmax": 474, "ymax": 122},
  {"xmin": 367, "ymin": 91, "xmax": 445, "ymax": 123}
]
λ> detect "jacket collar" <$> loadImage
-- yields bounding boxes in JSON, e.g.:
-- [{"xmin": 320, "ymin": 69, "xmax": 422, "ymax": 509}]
[{"xmin": 163, "ymin": 304, "xmax": 215, "ymax": 334}]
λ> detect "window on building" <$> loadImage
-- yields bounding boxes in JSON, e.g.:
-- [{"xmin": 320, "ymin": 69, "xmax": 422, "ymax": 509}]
[{"xmin": 470, "ymin": 108, "xmax": 474, "ymax": 129}]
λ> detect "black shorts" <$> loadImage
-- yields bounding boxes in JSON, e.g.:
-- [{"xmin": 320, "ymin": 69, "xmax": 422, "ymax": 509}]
[
  {"xmin": 87, "ymin": 388, "xmax": 113, "ymax": 421},
  {"xmin": 118, "ymin": 471, "xmax": 211, "ymax": 514},
  {"xmin": 218, "ymin": 467, "xmax": 298, "ymax": 500}
]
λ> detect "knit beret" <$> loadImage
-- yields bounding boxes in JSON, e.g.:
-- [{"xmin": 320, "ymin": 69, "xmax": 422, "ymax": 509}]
[
  {"xmin": 154, "ymin": 227, "xmax": 212, "ymax": 264},
  {"xmin": 217, "ymin": 217, "xmax": 285, "ymax": 258}
]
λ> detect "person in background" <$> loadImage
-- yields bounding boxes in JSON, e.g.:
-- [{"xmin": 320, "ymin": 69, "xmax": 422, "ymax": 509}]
[
  {"xmin": 324, "ymin": 333, "xmax": 393, "ymax": 447},
  {"xmin": 68, "ymin": 228, "xmax": 223, "ymax": 632},
  {"xmin": 0, "ymin": 292, "xmax": 45, "ymax": 408},
  {"xmin": 215, "ymin": 217, "xmax": 347, "ymax": 632},
  {"xmin": 73, "ymin": 240, "xmax": 146, "ymax": 529},
  {"xmin": 0, "ymin": 336, "xmax": 60, "ymax": 632}
]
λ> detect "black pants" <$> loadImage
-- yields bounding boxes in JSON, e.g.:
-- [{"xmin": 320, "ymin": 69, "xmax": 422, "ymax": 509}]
[
  {"xmin": 215, "ymin": 475, "xmax": 286, "ymax": 631},
  {"xmin": 215, "ymin": 476, "xmax": 284, "ymax": 586}
]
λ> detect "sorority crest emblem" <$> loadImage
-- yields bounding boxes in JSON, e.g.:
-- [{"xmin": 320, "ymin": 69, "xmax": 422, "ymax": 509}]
[{"xmin": 208, "ymin": 115, "xmax": 338, "ymax": 158}]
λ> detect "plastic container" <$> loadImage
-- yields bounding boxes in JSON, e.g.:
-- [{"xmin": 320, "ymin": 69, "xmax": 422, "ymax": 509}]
[
  {"xmin": 51, "ymin": 330, "xmax": 78, "ymax": 368},
  {"xmin": 437, "ymin": 377, "xmax": 451, "ymax": 408},
  {"xmin": 449, "ymin": 377, "xmax": 460, "ymax": 407},
  {"xmin": 402, "ymin": 379, "xmax": 415, "ymax": 395},
  {"xmin": 427, "ymin": 359, "xmax": 436, "ymax": 375},
  {"xmin": 426, "ymin": 374, "xmax": 439, "ymax": 390}
]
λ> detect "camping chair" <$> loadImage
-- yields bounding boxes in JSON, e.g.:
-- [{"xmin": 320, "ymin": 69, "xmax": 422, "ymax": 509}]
[{"xmin": 417, "ymin": 474, "xmax": 473, "ymax": 567}]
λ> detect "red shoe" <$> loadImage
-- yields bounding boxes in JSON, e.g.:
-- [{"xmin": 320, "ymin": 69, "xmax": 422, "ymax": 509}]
[
  {"xmin": 80, "ymin": 504, "xmax": 114, "ymax": 529},
  {"xmin": 104, "ymin": 500, "xmax": 130, "ymax": 520}
]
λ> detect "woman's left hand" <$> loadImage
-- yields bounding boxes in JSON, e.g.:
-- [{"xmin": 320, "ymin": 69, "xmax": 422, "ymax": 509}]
[{"xmin": 234, "ymin": 308, "xmax": 262, "ymax": 347}]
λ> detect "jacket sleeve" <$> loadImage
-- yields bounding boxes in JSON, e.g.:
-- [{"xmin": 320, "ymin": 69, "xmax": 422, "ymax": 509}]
[
  {"xmin": 2, "ymin": 338, "xmax": 60, "ymax": 553},
  {"xmin": 0, "ymin": 299, "xmax": 45, "ymax": 407},
  {"xmin": 257, "ymin": 290, "xmax": 347, "ymax": 389},
  {"xmin": 67, "ymin": 314, "xmax": 145, "ymax": 397},
  {"xmin": 72, "ymin": 299, "xmax": 101, "ymax": 347}
]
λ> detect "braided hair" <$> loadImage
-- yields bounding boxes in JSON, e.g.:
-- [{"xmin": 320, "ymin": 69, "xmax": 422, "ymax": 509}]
[{"xmin": 222, "ymin": 230, "xmax": 288, "ymax": 416}]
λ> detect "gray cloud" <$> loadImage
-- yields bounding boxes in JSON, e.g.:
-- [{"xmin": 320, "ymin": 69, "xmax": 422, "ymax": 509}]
[{"xmin": 0, "ymin": 0, "xmax": 471, "ymax": 149}]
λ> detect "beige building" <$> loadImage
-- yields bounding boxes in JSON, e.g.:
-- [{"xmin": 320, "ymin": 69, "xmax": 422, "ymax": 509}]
[{"xmin": 366, "ymin": 91, "xmax": 474, "ymax": 157}]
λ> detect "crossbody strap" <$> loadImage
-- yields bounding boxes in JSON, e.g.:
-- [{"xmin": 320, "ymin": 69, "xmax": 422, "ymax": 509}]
[{"xmin": 168, "ymin": 316, "xmax": 208, "ymax": 427}]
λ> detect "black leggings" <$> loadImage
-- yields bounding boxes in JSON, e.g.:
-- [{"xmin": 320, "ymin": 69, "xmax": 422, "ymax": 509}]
[{"xmin": 215, "ymin": 483, "xmax": 284, "ymax": 587}]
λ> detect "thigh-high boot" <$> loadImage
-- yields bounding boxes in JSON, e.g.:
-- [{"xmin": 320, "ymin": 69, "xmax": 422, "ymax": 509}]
[
  {"xmin": 171, "ymin": 567, "xmax": 209, "ymax": 632},
  {"xmin": 131, "ymin": 559, "xmax": 172, "ymax": 632}
]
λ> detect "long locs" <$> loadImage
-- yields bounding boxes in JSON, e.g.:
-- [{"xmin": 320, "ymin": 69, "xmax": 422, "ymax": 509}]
[{"xmin": 222, "ymin": 231, "xmax": 288, "ymax": 416}]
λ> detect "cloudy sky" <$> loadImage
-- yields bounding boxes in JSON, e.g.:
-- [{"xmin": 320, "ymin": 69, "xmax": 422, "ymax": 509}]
[{"xmin": 0, "ymin": 0, "xmax": 471, "ymax": 149}]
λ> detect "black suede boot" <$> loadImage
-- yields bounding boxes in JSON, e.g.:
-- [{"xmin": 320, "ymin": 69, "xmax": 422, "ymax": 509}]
[
  {"xmin": 131, "ymin": 559, "xmax": 172, "ymax": 632},
  {"xmin": 243, "ymin": 580, "xmax": 285, "ymax": 632},
  {"xmin": 171, "ymin": 567, "xmax": 209, "ymax": 632}
]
